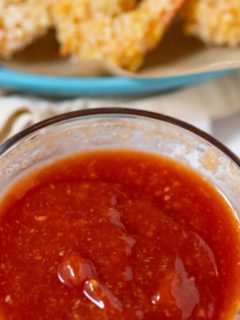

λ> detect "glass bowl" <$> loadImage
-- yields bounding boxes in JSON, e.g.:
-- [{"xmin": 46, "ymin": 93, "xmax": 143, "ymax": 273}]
[{"xmin": 0, "ymin": 107, "xmax": 239, "ymax": 319}]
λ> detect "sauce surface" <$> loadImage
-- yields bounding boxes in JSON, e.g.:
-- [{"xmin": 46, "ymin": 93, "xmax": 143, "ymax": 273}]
[{"xmin": 0, "ymin": 150, "xmax": 239, "ymax": 320}]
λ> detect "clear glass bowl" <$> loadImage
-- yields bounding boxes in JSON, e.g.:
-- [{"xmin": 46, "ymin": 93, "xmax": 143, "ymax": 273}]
[{"xmin": 0, "ymin": 108, "xmax": 239, "ymax": 319}]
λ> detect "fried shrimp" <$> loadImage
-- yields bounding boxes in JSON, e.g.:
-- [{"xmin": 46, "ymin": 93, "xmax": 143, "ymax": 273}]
[
  {"xmin": 0, "ymin": 0, "xmax": 51, "ymax": 59},
  {"xmin": 182, "ymin": 0, "xmax": 240, "ymax": 46},
  {"xmin": 53, "ymin": 0, "xmax": 185, "ymax": 71}
]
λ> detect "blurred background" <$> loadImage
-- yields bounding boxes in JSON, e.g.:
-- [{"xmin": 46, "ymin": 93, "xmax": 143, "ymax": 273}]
[{"xmin": 0, "ymin": 0, "xmax": 239, "ymax": 155}]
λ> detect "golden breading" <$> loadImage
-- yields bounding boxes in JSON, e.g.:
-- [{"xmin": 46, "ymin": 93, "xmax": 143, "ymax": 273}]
[
  {"xmin": 67, "ymin": 0, "xmax": 138, "ymax": 16},
  {"xmin": 0, "ymin": 0, "xmax": 51, "ymax": 59},
  {"xmin": 182, "ymin": 0, "xmax": 240, "ymax": 46},
  {"xmin": 53, "ymin": 0, "xmax": 138, "ymax": 19},
  {"xmin": 53, "ymin": 0, "xmax": 185, "ymax": 71}
]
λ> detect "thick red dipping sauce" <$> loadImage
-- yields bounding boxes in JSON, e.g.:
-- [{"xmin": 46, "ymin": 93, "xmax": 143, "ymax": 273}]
[{"xmin": 0, "ymin": 150, "xmax": 240, "ymax": 320}]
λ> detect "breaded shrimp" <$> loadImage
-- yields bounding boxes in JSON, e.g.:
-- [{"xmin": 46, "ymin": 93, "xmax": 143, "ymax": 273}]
[
  {"xmin": 182, "ymin": 0, "xmax": 240, "ymax": 46},
  {"xmin": 0, "ymin": 0, "xmax": 51, "ymax": 59},
  {"xmin": 53, "ymin": 0, "xmax": 185, "ymax": 71}
]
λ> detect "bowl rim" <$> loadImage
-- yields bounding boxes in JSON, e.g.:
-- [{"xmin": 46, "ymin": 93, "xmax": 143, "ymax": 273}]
[{"xmin": 0, "ymin": 107, "xmax": 239, "ymax": 168}]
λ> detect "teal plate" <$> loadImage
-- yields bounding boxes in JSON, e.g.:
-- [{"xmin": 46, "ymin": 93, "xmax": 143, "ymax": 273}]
[{"xmin": 0, "ymin": 66, "xmax": 233, "ymax": 97}]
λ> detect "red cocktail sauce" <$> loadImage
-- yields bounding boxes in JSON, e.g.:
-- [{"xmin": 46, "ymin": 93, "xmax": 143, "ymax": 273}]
[{"xmin": 0, "ymin": 150, "xmax": 239, "ymax": 320}]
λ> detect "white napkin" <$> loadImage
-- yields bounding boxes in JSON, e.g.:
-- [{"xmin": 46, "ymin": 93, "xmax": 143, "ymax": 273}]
[{"xmin": 0, "ymin": 71, "xmax": 240, "ymax": 155}]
